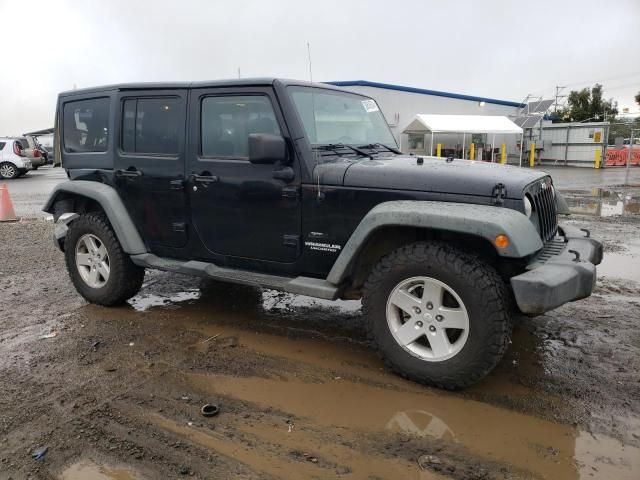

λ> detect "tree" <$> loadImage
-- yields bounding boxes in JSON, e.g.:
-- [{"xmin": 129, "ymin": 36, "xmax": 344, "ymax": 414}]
[
  {"xmin": 552, "ymin": 84, "xmax": 618, "ymax": 123},
  {"xmin": 636, "ymin": 91, "xmax": 640, "ymax": 107}
]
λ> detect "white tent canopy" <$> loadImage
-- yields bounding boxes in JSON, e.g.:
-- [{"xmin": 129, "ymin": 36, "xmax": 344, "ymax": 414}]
[
  {"xmin": 403, "ymin": 114, "xmax": 522, "ymax": 134},
  {"xmin": 401, "ymin": 114, "xmax": 524, "ymax": 164}
]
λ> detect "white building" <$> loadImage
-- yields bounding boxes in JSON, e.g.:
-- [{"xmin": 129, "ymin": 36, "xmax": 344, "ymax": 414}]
[{"xmin": 327, "ymin": 80, "xmax": 524, "ymax": 160}]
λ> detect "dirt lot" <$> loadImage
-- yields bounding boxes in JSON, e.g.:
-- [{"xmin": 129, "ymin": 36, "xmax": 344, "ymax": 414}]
[{"xmin": 1, "ymin": 186, "xmax": 639, "ymax": 480}]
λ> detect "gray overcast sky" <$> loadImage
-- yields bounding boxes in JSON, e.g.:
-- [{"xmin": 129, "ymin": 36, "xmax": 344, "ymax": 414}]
[{"xmin": 1, "ymin": 0, "xmax": 639, "ymax": 134}]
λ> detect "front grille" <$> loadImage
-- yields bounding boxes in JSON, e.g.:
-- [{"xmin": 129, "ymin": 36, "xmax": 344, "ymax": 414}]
[{"xmin": 526, "ymin": 178, "xmax": 558, "ymax": 242}]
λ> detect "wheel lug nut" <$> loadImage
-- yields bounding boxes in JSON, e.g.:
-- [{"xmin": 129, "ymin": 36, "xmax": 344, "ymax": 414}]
[
  {"xmin": 426, "ymin": 302, "xmax": 433, "ymax": 310},
  {"xmin": 436, "ymin": 315, "xmax": 444, "ymax": 322},
  {"xmin": 415, "ymin": 321, "xmax": 423, "ymax": 328},
  {"xmin": 429, "ymin": 325, "xmax": 436, "ymax": 332},
  {"xmin": 413, "ymin": 307, "xmax": 421, "ymax": 314}
]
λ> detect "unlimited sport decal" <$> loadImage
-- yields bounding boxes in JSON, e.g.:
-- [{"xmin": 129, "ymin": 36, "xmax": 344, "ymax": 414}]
[{"xmin": 304, "ymin": 241, "xmax": 342, "ymax": 253}]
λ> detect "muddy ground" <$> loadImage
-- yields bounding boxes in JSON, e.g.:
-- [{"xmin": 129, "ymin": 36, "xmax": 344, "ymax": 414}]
[{"xmin": 1, "ymin": 187, "xmax": 640, "ymax": 480}]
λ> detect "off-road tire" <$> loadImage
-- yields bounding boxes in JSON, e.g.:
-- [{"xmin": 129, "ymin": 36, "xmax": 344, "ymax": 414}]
[
  {"xmin": 0, "ymin": 162, "xmax": 19, "ymax": 179},
  {"xmin": 64, "ymin": 212, "xmax": 144, "ymax": 306},
  {"xmin": 362, "ymin": 242, "xmax": 512, "ymax": 390}
]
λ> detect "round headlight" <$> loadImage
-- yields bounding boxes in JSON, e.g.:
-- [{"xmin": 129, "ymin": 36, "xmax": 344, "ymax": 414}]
[{"xmin": 524, "ymin": 196, "xmax": 533, "ymax": 217}]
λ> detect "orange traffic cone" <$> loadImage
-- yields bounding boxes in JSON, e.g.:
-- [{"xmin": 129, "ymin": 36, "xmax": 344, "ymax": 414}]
[{"xmin": 0, "ymin": 183, "xmax": 18, "ymax": 222}]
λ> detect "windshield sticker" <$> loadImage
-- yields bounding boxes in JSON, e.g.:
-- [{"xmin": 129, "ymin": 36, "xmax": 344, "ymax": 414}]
[{"xmin": 361, "ymin": 99, "xmax": 379, "ymax": 113}]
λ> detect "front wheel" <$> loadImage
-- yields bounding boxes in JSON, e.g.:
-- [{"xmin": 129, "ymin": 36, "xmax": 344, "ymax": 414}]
[
  {"xmin": 64, "ymin": 212, "xmax": 144, "ymax": 306},
  {"xmin": 363, "ymin": 242, "xmax": 512, "ymax": 390}
]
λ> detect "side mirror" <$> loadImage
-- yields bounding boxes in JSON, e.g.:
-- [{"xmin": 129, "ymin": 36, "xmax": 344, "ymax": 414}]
[{"xmin": 248, "ymin": 133, "xmax": 286, "ymax": 164}]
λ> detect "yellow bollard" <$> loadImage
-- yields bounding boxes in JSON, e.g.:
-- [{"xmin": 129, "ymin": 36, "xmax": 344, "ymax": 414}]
[
  {"xmin": 436, "ymin": 143, "xmax": 441, "ymax": 157},
  {"xmin": 500, "ymin": 143, "xmax": 506, "ymax": 164},
  {"xmin": 594, "ymin": 148, "xmax": 601, "ymax": 169},
  {"xmin": 529, "ymin": 143, "xmax": 535, "ymax": 168},
  {"xmin": 470, "ymin": 143, "xmax": 475, "ymax": 160}
]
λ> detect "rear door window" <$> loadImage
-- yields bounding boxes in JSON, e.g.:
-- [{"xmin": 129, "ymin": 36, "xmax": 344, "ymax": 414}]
[
  {"xmin": 63, "ymin": 98, "xmax": 110, "ymax": 152},
  {"xmin": 121, "ymin": 97, "xmax": 181, "ymax": 155},
  {"xmin": 200, "ymin": 95, "xmax": 280, "ymax": 158}
]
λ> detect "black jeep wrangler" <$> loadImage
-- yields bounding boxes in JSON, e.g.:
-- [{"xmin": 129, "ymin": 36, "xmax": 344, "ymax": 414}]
[{"xmin": 44, "ymin": 78, "xmax": 602, "ymax": 389}]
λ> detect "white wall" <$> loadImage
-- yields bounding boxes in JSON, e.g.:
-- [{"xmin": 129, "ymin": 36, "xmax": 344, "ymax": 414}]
[{"xmin": 338, "ymin": 85, "xmax": 521, "ymax": 159}]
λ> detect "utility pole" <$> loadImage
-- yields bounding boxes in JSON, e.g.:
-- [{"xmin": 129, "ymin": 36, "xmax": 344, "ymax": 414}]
[{"xmin": 553, "ymin": 86, "xmax": 567, "ymax": 113}]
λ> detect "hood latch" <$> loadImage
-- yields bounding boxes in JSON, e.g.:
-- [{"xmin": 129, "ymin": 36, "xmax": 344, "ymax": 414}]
[{"xmin": 491, "ymin": 183, "xmax": 507, "ymax": 206}]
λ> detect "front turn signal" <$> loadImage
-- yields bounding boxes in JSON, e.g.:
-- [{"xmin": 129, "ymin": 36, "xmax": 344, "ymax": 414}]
[{"xmin": 495, "ymin": 234, "xmax": 510, "ymax": 249}]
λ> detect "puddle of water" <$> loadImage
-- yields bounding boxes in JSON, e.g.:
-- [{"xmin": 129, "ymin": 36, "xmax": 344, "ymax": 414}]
[
  {"xmin": 564, "ymin": 188, "xmax": 640, "ymax": 217},
  {"xmin": 598, "ymin": 240, "xmax": 640, "ymax": 282},
  {"xmin": 128, "ymin": 289, "xmax": 201, "ymax": 311},
  {"xmin": 179, "ymin": 319, "xmax": 639, "ymax": 480},
  {"xmin": 91, "ymin": 280, "xmax": 640, "ymax": 479},
  {"xmin": 60, "ymin": 460, "xmax": 142, "ymax": 480},
  {"xmin": 261, "ymin": 289, "xmax": 361, "ymax": 313}
]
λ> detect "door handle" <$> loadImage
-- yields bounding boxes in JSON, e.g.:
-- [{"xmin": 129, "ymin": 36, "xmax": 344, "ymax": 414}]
[
  {"xmin": 190, "ymin": 173, "xmax": 219, "ymax": 184},
  {"xmin": 115, "ymin": 168, "xmax": 143, "ymax": 178}
]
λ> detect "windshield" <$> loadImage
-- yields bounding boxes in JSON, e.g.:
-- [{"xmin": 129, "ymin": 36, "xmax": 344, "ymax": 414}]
[{"xmin": 288, "ymin": 86, "xmax": 397, "ymax": 148}]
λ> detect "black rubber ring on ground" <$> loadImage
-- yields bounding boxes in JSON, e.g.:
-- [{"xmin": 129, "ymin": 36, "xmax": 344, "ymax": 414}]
[{"xmin": 201, "ymin": 403, "xmax": 220, "ymax": 417}]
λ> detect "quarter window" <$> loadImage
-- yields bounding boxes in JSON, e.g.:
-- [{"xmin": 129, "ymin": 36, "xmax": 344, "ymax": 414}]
[
  {"xmin": 63, "ymin": 97, "xmax": 110, "ymax": 153},
  {"xmin": 0, "ymin": 142, "xmax": 5, "ymax": 151},
  {"xmin": 121, "ymin": 97, "xmax": 181, "ymax": 155},
  {"xmin": 201, "ymin": 95, "xmax": 280, "ymax": 158}
]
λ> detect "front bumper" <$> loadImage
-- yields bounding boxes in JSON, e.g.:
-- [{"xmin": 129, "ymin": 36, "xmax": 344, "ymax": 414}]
[{"xmin": 510, "ymin": 224, "xmax": 603, "ymax": 315}]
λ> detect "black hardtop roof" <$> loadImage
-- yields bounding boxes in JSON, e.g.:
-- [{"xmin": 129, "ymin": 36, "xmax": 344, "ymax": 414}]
[{"xmin": 58, "ymin": 78, "xmax": 354, "ymax": 97}]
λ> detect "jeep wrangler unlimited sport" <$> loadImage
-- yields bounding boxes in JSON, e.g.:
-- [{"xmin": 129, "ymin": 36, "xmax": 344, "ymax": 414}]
[{"xmin": 44, "ymin": 78, "xmax": 603, "ymax": 389}]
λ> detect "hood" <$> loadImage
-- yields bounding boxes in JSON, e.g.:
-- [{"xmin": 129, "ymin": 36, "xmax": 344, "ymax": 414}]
[{"xmin": 341, "ymin": 155, "xmax": 547, "ymax": 199}]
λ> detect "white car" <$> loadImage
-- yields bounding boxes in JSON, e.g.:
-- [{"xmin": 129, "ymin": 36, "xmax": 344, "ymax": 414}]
[{"xmin": 0, "ymin": 138, "xmax": 33, "ymax": 179}]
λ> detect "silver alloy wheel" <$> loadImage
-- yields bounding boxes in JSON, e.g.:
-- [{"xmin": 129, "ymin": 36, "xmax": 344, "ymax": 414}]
[
  {"xmin": 75, "ymin": 234, "xmax": 110, "ymax": 288},
  {"xmin": 0, "ymin": 163, "xmax": 16, "ymax": 178},
  {"xmin": 386, "ymin": 276, "xmax": 469, "ymax": 362}
]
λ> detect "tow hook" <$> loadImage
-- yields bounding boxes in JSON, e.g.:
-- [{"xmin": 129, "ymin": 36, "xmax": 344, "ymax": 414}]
[
  {"xmin": 580, "ymin": 228, "xmax": 591, "ymax": 238},
  {"xmin": 568, "ymin": 249, "xmax": 581, "ymax": 262}
]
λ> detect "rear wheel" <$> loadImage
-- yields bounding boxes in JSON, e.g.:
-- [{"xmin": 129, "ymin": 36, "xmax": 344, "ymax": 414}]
[
  {"xmin": 363, "ymin": 242, "xmax": 512, "ymax": 390},
  {"xmin": 0, "ymin": 162, "xmax": 18, "ymax": 179},
  {"xmin": 64, "ymin": 213, "xmax": 144, "ymax": 306}
]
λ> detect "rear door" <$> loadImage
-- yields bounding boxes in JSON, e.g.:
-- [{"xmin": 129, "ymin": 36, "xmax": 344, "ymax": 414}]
[
  {"xmin": 187, "ymin": 87, "xmax": 302, "ymax": 264},
  {"xmin": 114, "ymin": 90, "xmax": 188, "ymax": 251}
]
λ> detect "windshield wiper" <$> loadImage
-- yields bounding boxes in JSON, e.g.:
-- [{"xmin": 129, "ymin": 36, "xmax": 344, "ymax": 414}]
[
  {"xmin": 314, "ymin": 143, "xmax": 373, "ymax": 160},
  {"xmin": 357, "ymin": 143, "xmax": 402, "ymax": 155}
]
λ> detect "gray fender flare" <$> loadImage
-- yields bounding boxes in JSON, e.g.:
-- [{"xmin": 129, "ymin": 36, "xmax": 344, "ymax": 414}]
[
  {"xmin": 326, "ymin": 200, "xmax": 543, "ymax": 285},
  {"xmin": 43, "ymin": 180, "xmax": 147, "ymax": 254}
]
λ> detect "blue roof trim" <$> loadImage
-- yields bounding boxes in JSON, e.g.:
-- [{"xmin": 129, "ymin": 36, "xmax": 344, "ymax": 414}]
[{"xmin": 325, "ymin": 80, "xmax": 525, "ymax": 108}]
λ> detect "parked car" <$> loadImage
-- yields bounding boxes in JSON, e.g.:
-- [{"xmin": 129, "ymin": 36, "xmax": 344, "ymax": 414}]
[
  {"xmin": 41, "ymin": 145, "xmax": 55, "ymax": 165},
  {"xmin": 44, "ymin": 79, "xmax": 603, "ymax": 389},
  {"xmin": 0, "ymin": 138, "xmax": 33, "ymax": 178},
  {"xmin": 21, "ymin": 135, "xmax": 47, "ymax": 169}
]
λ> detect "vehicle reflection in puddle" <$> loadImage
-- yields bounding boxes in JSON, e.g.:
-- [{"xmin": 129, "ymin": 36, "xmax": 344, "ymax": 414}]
[
  {"xmin": 60, "ymin": 460, "xmax": 142, "ymax": 480},
  {"xmin": 128, "ymin": 289, "xmax": 201, "ymax": 311},
  {"xmin": 386, "ymin": 410, "xmax": 456, "ymax": 441},
  {"xmin": 564, "ymin": 187, "xmax": 640, "ymax": 217}
]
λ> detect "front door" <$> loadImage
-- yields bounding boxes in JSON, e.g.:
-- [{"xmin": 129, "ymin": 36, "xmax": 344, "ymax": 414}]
[
  {"xmin": 187, "ymin": 87, "xmax": 301, "ymax": 264},
  {"xmin": 114, "ymin": 90, "xmax": 188, "ymax": 251}
]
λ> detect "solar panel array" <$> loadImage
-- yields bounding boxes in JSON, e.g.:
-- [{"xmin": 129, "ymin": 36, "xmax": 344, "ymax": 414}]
[{"xmin": 514, "ymin": 114, "xmax": 544, "ymax": 128}]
